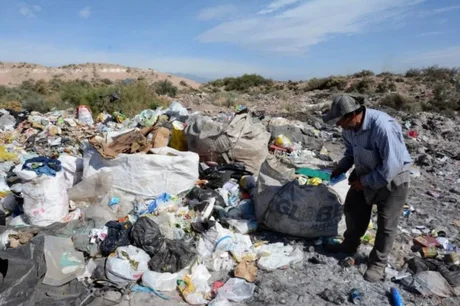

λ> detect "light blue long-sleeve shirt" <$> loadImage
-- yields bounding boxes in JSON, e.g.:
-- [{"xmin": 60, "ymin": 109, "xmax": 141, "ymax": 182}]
[{"xmin": 338, "ymin": 108, "xmax": 412, "ymax": 191}]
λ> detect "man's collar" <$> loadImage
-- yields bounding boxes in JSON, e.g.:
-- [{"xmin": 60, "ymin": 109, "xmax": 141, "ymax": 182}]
[{"xmin": 360, "ymin": 108, "xmax": 371, "ymax": 131}]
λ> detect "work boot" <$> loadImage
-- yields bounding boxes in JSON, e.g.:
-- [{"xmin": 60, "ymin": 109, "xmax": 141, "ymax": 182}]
[
  {"xmin": 324, "ymin": 242, "xmax": 358, "ymax": 255},
  {"xmin": 363, "ymin": 265, "xmax": 385, "ymax": 283}
]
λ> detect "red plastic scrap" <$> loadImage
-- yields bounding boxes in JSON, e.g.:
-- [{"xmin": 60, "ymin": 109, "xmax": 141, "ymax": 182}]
[
  {"xmin": 407, "ymin": 130, "xmax": 418, "ymax": 138},
  {"xmin": 212, "ymin": 281, "xmax": 225, "ymax": 294}
]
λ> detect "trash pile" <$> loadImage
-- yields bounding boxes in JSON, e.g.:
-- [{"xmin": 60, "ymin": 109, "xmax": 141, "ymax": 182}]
[{"xmin": 1, "ymin": 102, "xmax": 459, "ymax": 305}]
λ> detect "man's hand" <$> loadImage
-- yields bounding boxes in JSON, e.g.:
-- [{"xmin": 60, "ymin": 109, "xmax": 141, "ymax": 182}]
[
  {"xmin": 350, "ymin": 177, "xmax": 364, "ymax": 191},
  {"xmin": 331, "ymin": 167, "xmax": 344, "ymax": 179}
]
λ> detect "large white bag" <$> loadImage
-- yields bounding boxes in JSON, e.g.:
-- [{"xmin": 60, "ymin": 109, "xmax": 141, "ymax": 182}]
[
  {"xmin": 15, "ymin": 165, "xmax": 69, "ymax": 226},
  {"xmin": 83, "ymin": 146, "xmax": 199, "ymax": 198}
]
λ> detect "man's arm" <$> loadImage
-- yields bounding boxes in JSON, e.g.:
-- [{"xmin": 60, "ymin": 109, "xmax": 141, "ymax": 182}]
[
  {"xmin": 360, "ymin": 124, "xmax": 405, "ymax": 190},
  {"xmin": 337, "ymin": 133, "xmax": 354, "ymax": 173}
]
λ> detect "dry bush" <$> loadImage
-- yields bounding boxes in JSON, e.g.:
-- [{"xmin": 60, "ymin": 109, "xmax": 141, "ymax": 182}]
[{"xmin": 380, "ymin": 93, "xmax": 421, "ymax": 112}]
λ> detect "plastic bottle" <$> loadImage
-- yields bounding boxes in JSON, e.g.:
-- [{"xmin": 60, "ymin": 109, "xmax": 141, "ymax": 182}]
[
  {"xmin": 390, "ymin": 287, "xmax": 404, "ymax": 306},
  {"xmin": 349, "ymin": 288, "xmax": 362, "ymax": 304}
]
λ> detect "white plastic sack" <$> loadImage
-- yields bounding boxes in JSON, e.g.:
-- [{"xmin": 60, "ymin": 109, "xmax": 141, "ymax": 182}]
[
  {"xmin": 83, "ymin": 146, "xmax": 199, "ymax": 199},
  {"xmin": 143, "ymin": 271, "xmax": 180, "ymax": 292},
  {"xmin": 256, "ymin": 243, "xmax": 304, "ymax": 271},
  {"xmin": 15, "ymin": 166, "xmax": 69, "ymax": 226},
  {"xmin": 106, "ymin": 245, "xmax": 150, "ymax": 285},
  {"xmin": 58, "ymin": 155, "xmax": 84, "ymax": 189}
]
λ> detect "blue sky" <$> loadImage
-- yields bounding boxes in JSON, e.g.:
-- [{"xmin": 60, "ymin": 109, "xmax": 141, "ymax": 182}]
[{"xmin": 0, "ymin": 0, "xmax": 459, "ymax": 81}]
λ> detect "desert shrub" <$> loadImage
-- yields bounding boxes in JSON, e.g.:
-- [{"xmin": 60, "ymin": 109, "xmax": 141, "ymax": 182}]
[
  {"xmin": 380, "ymin": 93, "xmax": 420, "ymax": 112},
  {"xmin": 377, "ymin": 71, "xmax": 396, "ymax": 77},
  {"xmin": 377, "ymin": 79, "xmax": 397, "ymax": 93},
  {"xmin": 209, "ymin": 74, "xmax": 273, "ymax": 92},
  {"xmin": 152, "ymin": 80, "xmax": 178, "ymax": 97},
  {"xmin": 34, "ymin": 79, "xmax": 50, "ymax": 95},
  {"xmin": 423, "ymin": 66, "xmax": 458, "ymax": 82},
  {"xmin": 20, "ymin": 79, "xmax": 36, "ymax": 91},
  {"xmin": 405, "ymin": 68, "xmax": 422, "ymax": 77},
  {"xmin": 179, "ymin": 80, "xmax": 188, "ymax": 87},
  {"xmin": 211, "ymin": 91, "xmax": 243, "ymax": 107},
  {"xmin": 347, "ymin": 78, "xmax": 376, "ymax": 94},
  {"xmin": 353, "ymin": 70, "xmax": 375, "ymax": 78},
  {"xmin": 424, "ymin": 83, "xmax": 460, "ymax": 111},
  {"xmin": 303, "ymin": 77, "xmax": 347, "ymax": 92}
]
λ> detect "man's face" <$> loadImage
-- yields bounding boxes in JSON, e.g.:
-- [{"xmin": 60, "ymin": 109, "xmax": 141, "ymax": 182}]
[{"xmin": 337, "ymin": 113, "xmax": 359, "ymax": 130}]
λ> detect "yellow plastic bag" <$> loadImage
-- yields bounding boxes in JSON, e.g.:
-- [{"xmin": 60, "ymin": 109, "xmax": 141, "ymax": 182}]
[
  {"xmin": 169, "ymin": 121, "xmax": 187, "ymax": 151},
  {"xmin": 307, "ymin": 177, "xmax": 322, "ymax": 186},
  {"xmin": 274, "ymin": 134, "xmax": 292, "ymax": 148},
  {"xmin": 0, "ymin": 146, "xmax": 17, "ymax": 162}
]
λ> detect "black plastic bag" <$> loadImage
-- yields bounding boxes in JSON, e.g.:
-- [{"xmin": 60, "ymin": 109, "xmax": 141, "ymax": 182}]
[
  {"xmin": 407, "ymin": 256, "xmax": 439, "ymax": 274},
  {"xmin": 130, "ymin": 217, "xmax": 196, "ymax": 273},
  {"xmin": 99, "ymin": 220, "xmax": 132, "ymax": 256},
  {"xmin": 187, "ymin": 186, "xmax": 226, "ymax": 207}
]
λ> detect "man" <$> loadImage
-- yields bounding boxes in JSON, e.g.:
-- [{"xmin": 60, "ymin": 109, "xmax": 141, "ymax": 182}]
[{"xmin": 322, "ymin": 95, "xmax": 411, "ymax": 283}]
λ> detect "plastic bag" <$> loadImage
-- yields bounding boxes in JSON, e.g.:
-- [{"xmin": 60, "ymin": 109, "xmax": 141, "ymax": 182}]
[
  {"xmin": 274, "ymin": 134, "xmax": 292, "ymax": 149},
  {"xmin": 76, "ymin": 105, "xmax": 94, "ymax": 125},
  {"xmin": 106, "ymin": 245, "xmax": 150, "ymax": 285},
  {"xmin": 42, "ymin": 236, "xmax": 86, "ymax": 287},
  {"xmin": 196, "ymin": 222, "xmax": 234, "ymax": 258},
  {"xmin": 131, "ymin": 217, "xmax": 196, "ymax": 273},
  {"xmin": 414, "ymin": 271, "xmax": 455, "ymax": 297},
  {"xmin": 256, "ymin": 243, "xmax": 304, "ymax": 271},
  {"xmin": 227, "ymin": 219, "xmax": 258, "ymax": 234},
  {"xmin": 139, "ymin": 109, "xmax": 160, "ymax": 127},
  {"xmin": 167, "ymin": 101, "xmax": 188, "ymax": 117},
  {"xmin": 216, "ymin": 278, "xmax": 256, "ymax": 302},
  {"xmin": 206, "ymin": 250, "xmax": 235, "ymax": 272},
  {"xmin": 99, "ymin": 220, "xmax": 132, "ymax": 256},
  {"xmin": 178, "ymin": 264, "xmax": 211, "ymax": 305},
  {"xmin": 143, "ymin": 270, "xmax": 181, "ymax": 292},
  {"xmin": 68, "ymin": 171, "xmax": 119, "ymax": 222}
]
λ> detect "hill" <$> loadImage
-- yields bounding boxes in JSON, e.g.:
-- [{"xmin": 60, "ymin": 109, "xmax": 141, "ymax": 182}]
[{"xmin": 0, "ymin": 62, "xmax": 200, "ymax": 89}]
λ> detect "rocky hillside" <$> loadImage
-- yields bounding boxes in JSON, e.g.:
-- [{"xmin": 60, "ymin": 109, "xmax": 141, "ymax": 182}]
[{"xmin": 0, "ymin": 62, "xmax": 200, "ymax": 89}]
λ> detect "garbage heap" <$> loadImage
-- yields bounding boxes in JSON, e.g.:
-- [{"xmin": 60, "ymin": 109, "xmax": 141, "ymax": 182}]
[{"xmin": 0, "ymin": 103, "xmax": 459, "ymax": 305}]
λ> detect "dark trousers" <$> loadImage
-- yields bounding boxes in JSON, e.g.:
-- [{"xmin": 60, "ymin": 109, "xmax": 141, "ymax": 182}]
[{"xmin": 343, "ymin": 181, "xmax": 409, "ymax": 267}]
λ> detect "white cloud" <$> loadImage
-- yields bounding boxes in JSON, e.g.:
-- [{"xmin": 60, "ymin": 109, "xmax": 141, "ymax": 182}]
[
  {"xmin": 257, "ymin": 0, "xmax": 302, "ymax": 15},
  {"xmin": 417, "ymin": 31, "xmax": 442, "ymax": 37},
  {"xmin": 417, "ymin": 4, "xmax": 460, "ymax": 17},
  {"xmin": 198, "ymin": 0, "xmax": 425, "ymax": 55},
  {"xmin": 79, "ymin": 6, "xmax": 92, "ymax": 19},
  {"xmin": 433, "ymin": 4, "xmax": 460, "ymax": 14},
  {"xmin": 19, "ymin": 3, "xmax": 42, "ymax": 18},
  {"xmin": 197, "ymin": 4, "xmax": 237, "ymax": 21},
  {"xmin": 0, "ymin": 40, "xmax": 280, "ymax": 80},
  {"xmin": 402, "ymin": 46, "xmax": 460, "ymax": 67}
]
